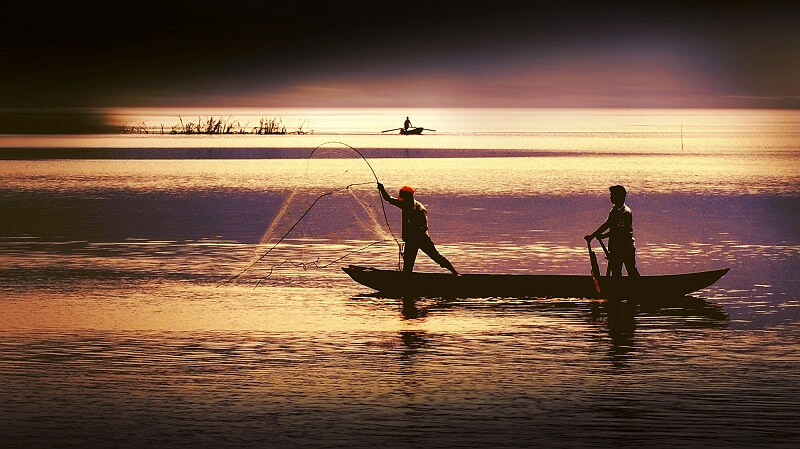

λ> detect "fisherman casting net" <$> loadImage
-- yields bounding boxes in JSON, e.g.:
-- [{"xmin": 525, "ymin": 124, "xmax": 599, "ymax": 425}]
[{"xmin": 222, "ymin": 142, "xmax": 401, "ymax": 286}]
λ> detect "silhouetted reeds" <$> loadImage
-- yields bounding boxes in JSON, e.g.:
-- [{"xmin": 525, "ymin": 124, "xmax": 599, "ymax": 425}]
[
  {"xmin": 124, "ymin": 122, "xmax": 150, "ymax": 134},
  {"xmin": 171, "ymin": 116, "xmax": 248, "ymax": 134},
  {"xmin": 253, "ymin": 117, "xmax": 286, "ymax": 135},
  {"xmin": 122, "ymin": 116, "xmax": 310, "ymax": 135}
]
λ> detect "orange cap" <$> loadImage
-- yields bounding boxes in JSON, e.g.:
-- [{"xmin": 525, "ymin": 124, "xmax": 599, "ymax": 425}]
[{"xmin": 399, "ymin": 185, "xmax": 415, "ymax": 194}]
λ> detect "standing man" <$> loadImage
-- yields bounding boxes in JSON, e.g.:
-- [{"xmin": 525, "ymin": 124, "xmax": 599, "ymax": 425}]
[
  {"xmin": 403, "ymin": 116, "xmax": 412, "ymax": 131},
  {"xmin": 378, "ymin": 183, "xmax": 459, "ymax": 275},
  {"xmin": 585, "ymin": 185, "xmax": 640, "ymax": 277}
]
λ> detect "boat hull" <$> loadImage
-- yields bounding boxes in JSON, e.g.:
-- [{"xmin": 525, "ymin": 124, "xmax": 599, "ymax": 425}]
[
  {"xmin": 342, "ymin": 265, "xmax": 730, "ymax": 299},
  {"xmin": 399, "ymin": 127, "xmax": 424, "ymax": 135}
]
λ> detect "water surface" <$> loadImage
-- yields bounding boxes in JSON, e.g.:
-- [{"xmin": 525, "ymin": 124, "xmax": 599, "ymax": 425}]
[{"xmin": 1, "ymin": 108, "xmax": 798, "ymax": 448}]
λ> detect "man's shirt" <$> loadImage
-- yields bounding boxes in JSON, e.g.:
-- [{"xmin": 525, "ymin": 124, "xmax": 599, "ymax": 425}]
[{"xmin": 607, "ymin": 204, "xmax": 634, "ymax": 248}]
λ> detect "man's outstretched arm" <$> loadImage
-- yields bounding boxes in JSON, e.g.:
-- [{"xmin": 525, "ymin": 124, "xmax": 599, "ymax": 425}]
[{"xmin": 377, "ymin": 183, "xmax": 402, "ymax": 207}]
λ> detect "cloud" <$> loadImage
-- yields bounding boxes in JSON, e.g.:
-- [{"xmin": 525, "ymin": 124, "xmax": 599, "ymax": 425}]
[{"xmin": 2, "ymin": 0, "xmax": 798, "ymax": 109}]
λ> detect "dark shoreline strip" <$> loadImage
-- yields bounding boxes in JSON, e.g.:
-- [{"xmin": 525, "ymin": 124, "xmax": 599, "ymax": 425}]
[
  {"xmin": 0, "ymin": 147, "xmax": 732, "ymax": 160},
  {"xmin": 0, "ymin": 148, "xmax": 547, "ymax": 160}
]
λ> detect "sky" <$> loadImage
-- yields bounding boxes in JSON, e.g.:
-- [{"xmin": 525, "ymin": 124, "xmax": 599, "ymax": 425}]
[{"xmin": 1, "ymin": 0, "xmax": 798, "ymax": 110}]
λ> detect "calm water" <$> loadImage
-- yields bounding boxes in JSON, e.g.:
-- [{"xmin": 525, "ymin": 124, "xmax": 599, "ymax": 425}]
[{"xmin": 1, "ymin": 108, "xmax": 799, "ymax": 448}]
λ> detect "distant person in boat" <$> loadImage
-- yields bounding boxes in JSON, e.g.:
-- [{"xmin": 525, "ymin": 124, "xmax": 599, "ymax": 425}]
[
  {"xmin": 403, "ymin": 116, "xmax": 412, "ymax": 131},
  {"xmin": 585, "ymin": 185, "xmax": 640, "ymax": 277},
  {"xmin": 378, "ymin": 183, "xmax": 459, "ymax": 275}
]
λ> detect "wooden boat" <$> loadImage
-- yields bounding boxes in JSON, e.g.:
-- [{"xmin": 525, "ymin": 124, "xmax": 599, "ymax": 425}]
[
  {"xmin": 399, "ymin": 127, "xmax": 424, "ymax": 135},
  {"xmin": 341, "ymin": 265, "xmax": 730, "ymax": 299}
]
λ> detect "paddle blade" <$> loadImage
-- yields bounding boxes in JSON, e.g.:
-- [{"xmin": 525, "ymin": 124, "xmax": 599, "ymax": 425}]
[
  {"xmin": 592, "ymin": 275, "xmax": 602, "ymax": 295},
  {"xmin": 589, "ymin": 250, "xmax": 601, "ymax": 278},
  {"xmin": 589, "ymin": 249, "xmax": 602, "ymax": 295}
]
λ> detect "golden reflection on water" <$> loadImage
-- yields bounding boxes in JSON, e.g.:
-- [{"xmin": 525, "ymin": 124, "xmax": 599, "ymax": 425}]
[
  {"xmin": 0, "ymin": 282, "xmax": 571, "ymax": 335},
  {"xmin": 2, "ymin": 107, "xmax": 798, "ymax": 152},
  {"xmin": 101, "ymin": 106, "xmax": 800, "ymax": 137},
  {"xmin": 0, "ymin": 154, "xmax": 798, "ymax": 196},
  {"xmin": 3, "ymin": 131, "xmax": 797, "ymax": 153}
]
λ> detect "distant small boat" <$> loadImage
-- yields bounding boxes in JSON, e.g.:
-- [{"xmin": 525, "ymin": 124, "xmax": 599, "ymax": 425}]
[
  {"xmin": 342, "ymin": 265, "xmax": 730, "ymax": 299},
  {"xmin": 399, "ymin": 127, "xmax": 424, "ymax": 135}
]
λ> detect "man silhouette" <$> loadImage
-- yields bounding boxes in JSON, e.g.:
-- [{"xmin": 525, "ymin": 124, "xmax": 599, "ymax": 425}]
[
  {"xmin": 585, "ymin": 185, "xmax": 640, "ymax": 277},
  {"xmin": 378, "ymin": 183, "xmax": 459, "ymax": 275},
  {"xmin": 403, "ymin": 116, "xmax": 412, "ymax": 131}
]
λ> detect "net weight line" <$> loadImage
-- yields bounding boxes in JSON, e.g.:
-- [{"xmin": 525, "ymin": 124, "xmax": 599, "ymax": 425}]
[{"xmin": 252, "ymin": 239, "xmax": 393, "ymax": 288}]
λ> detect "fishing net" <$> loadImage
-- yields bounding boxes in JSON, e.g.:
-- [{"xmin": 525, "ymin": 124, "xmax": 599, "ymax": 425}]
[{"xmin": 223, "ymin": 142, "xmax": 401, "ymax": 286}]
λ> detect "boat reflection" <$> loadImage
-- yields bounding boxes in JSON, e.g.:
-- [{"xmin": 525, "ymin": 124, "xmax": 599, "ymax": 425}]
[
  {"xmin": 399, "ymin": 330, "xmax": 428, "ymax": 357},
  {"xmin": 402, "ymin": 296, "xmax": 425, "ymax": 320},
  {"xmin": 358, "ymin": 293, "xmax": 728, "ymax": 324},
  {"xmin": 593, "ymin": 296, "xmax": 728, "ymax": 368},
  {"xmin": 353, "ymin": 293, "xmax": 729, "ymax": 368},
  {"xmin": 593, "ymin": 299, "xmax": 637, "ymax": 369}
]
